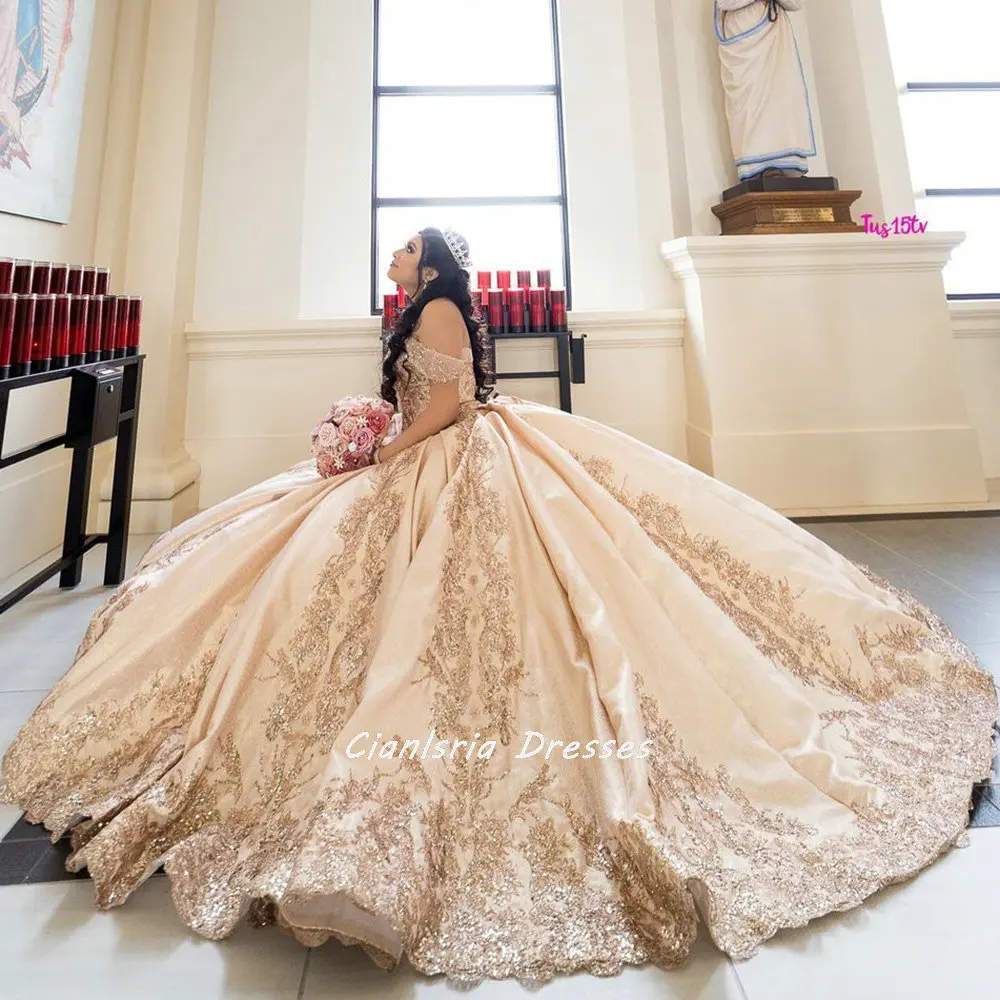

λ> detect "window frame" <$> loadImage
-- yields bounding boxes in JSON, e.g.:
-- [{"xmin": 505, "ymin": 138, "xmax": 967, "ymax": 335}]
[
  {"xmin": 900, "ymin": 80, "xmax": 1000, "ymax": 300},
  {"xmin": 369, "ymin": 0, "xmax": 572, "ymax": 314}
]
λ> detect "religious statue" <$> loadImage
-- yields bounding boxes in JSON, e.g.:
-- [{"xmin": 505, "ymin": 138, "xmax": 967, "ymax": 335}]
[
  {"xmin": 714, "ymin": 0, "xmax": 816, "ymax": 181},
  {"xmin": 710, "ymin": 0, "xmax": 864, "ymax": 234}
]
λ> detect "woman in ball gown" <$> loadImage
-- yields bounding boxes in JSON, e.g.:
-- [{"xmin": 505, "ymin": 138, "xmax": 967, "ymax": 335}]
[{"xmin": 2, "ymin": 227, "xmax": 996, "ymax": 984}]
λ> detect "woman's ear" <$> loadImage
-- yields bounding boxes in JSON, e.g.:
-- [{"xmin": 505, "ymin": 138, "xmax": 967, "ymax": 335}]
[{"xmin": 423, "ymin": 267, "xmax": 439, "ymax": 284}]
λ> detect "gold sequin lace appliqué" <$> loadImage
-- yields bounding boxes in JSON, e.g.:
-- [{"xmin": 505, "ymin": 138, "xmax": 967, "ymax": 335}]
[{"xmin": 571, "ymin": 450, "xmax": 997, "ymax": 959}]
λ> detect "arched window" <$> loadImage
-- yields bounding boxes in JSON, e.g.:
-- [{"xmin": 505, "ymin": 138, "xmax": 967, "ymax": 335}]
[
  {"xmin": 371, "ymin": 0, "xmax": 570, "ymax": 312},
  {"xmin": 882, "ymin": 0, "xmax": 1000, "ymax": 299}
]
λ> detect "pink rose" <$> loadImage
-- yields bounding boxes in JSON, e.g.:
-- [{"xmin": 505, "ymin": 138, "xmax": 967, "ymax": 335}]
[
  {"xmin": 353, "ymin": 426, "xmax": 376, "ymax": 454},
  {"xmin": 338, "ymin": 415, "xmax": 359, "ymax": 440},
  {"xmin": 367, "ymin": 410, "xmax": 389, "ymax": 437},
  {"xmin": 316, "ymin": 452, "xmax": 337, "ymax": 478},
  {"xmin": 317, "ymin": 422, "xmax": 338, "ymax": 449},
  {"xmin": 338, "ymin": 450, "xmax": 363, "ymax": 472}
]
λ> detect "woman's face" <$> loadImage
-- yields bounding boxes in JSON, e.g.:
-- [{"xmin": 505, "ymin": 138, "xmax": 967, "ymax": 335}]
[{"xmin": 387, "ymin": 234, "xmax": 423, "ymax": 287}]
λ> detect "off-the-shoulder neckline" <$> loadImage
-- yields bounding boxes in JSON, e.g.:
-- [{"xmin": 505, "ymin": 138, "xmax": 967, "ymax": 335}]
[{"xmin": 407, "ymin": 337, "xmax": 473, "ymax": 359}]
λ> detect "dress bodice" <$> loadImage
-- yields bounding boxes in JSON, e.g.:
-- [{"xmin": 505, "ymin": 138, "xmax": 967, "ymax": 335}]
[{"xmin": 394, "ymin": 337, "xmax": 477, "ymax": 428}]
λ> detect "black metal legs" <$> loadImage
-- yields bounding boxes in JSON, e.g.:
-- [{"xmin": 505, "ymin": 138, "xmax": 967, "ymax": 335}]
[{"xmin": 104, "ymin": 361, "xmax": 142, "ymax": 585}]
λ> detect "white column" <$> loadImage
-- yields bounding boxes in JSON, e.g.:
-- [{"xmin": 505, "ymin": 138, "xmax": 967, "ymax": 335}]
[
  {"xmin": 804, "ymin": 0, "xmax": 915, "ymax": 223},
  {"xmin": 662, "ymin": 233, "xmax": 988, "ymax": 515},
  {"xmin": 193, "ymin": 0, "xmax": 310, "ymax": 327},
  {"xmin": 299, "ymin": 0, "xmax": 374, "ymax": 319},
  {"xmin": 98, "ymin": 0, "xmax": 217, "ymax": 532}
]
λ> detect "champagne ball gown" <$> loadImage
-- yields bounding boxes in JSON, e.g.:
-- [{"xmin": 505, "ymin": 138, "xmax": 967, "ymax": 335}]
[{"xmin": 2, "ymin": 335, "xmax": 996, "ymax": 983}]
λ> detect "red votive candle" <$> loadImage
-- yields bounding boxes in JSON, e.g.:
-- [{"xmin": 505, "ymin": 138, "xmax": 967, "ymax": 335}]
[
  {"xmin": 85, "ymin": 295, "xmax": 103, "ymax": 361},
  {"xmin": 487, "ymin": 290, "xmax": 505, "ymax": 333},
  {"xmin": 517, "ymin": 270, "xmax": 532, "ymax": 290},
  {"xmin": 69, "ymin": 296, "xmax": 89, "ymax": 365},
  {"xmin": 112, "ymin": 296, "xmax": 129, "ymax": 357},
  {"xmin": 126, "ymin": 297, "xmax": 142, "ymax": 354},
  {"xmin": 508, "ymin": 288, "xmax": 526, "ymax": 333},
  {"xmin": 52, "ymin": 294, "xmax": 71, "ymax": 368},
  {"xmin": 95, "ymin": 268, "xmax": 111, "ymax": 295},
  {"xmin": 0, "ymin": 258, "xmax": 13, "ymax": 294},
  {"xmin": 66, "ymin": 264, "xmax": 83, "ymax": 296},
  {"xmin": 99, "ymin": 295, "xmax": 118, "ymax": 359},
  {"xmin": 529, "ymin": 288, "xmax": 547, "ymax": 332},
  {"xmin": 536, "ymin": 269, "xmax": 552, "ymax": 305},
  {"xmin": 476, "ymin": 271, "xmax": 491, "ymax": 295},
  {"xmin": 11, "ymin": 295, "xmax": 37, "ymax": 377},
  {"xmin": 12, "ymin": 260, "xmax": 33, "ymax": 294},
  {"xmin": 549, "ymin": 289, "xmax": 567, "ymax": 332},
  {"xmin": 49, "ymin": 263, "xmax": 69, "ymax": 294},
  {"xmin": 31, "ymin": 294, "xmax": 55, "ymax": 372},
  {"xmin": 0, "ymin": 294, "xmax": 16, "ymax": 379},
  {"xmin": 496, "ymin": 270, "xmax": 511, "ymax": 291},
  {"xmin": 31, "ymin": 263, "xmax": 52, "ymax": 295},
  {"xmin": 396, "ymin": 284, "xmax": 406, "ymax": 309},
  {"xmin": 81, "ymin": 266, "xmax": 97, "ymax": 295},
  {"xmin": 382, "ymin": 294, "xmax": 398, "ymax": 336}
]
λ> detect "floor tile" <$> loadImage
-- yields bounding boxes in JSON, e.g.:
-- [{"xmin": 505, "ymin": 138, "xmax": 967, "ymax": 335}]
[
  {"xmin": 0, "ymin": 804, "xmax": 20, "ymax": 838},
  {"xmin": 969, "ymin": 785, "xmax": 1000, "ymax": 828},
  {"xmin": 25, "ymin": 839, "xmax": 92, "ymax": 884},
  {"xmin": 1, "ymin": 814, "xmax": 50, "ymax": 842},
  {"xmin": 0, "ymin": 690, "xmax": 49, "ymax": 764},
  {"xmin": 0, "ymin": 534, "xmax": 158, "ymax": 695},
  {"xmin": 731, "ymin": 828, "xmax": 1000, "ymax": 1000},
  {"xmin": 0, "ymin": 878, "xmax": 307, "ymax": 1000},
  {"xmin": 967, "ymin": 641, "xmax": 1000, "ymax": 685},
  {"xmin": 851, "ymin": 516, "xmax": 1000, "ymax": 594},
  {"xmin": 0, "ymin": 838, "xmax": 49, "ymax": 885},
  {"xmin": 302, "ymin": 930, "xmax": 744, "ymax": 999},
  {"xmin": 802, "ymin": 522, "xmax": 920, "ymax": 581}
]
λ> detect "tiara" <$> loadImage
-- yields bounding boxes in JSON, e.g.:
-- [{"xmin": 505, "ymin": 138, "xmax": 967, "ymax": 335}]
[{"xmin": 442, "ymin": 227, "xmax": 473, "ymax": 269}]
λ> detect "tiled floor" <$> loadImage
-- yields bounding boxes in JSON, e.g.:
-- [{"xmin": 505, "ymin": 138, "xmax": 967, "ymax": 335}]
[{"xmin": 0, "ymin": 515, "xmax": 998, "ymax": 999}]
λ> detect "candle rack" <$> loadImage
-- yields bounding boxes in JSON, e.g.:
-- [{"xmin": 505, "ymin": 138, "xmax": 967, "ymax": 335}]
[
  {"xmin": 0, "ymin": 355, "xmax": 144, "ymax": 615},
  {"xmin": 488, "ymin": 329, "xmax": 586, "ymax": 414}
]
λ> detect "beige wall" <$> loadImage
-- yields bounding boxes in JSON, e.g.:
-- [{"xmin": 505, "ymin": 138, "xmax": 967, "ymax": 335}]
[
  {"xmin": 0, "ymin": 0, "xmax": 124, "ymax": 582},
  {"xmin": 3, "ymin": 0, "xmax": 999, "ymax": 583}
]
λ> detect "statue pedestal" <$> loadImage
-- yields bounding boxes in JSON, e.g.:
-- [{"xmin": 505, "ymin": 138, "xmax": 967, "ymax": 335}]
[
  {"xmin": 712, "ymin": 176, "xmax": 864, "ymax": 235},
  {"xmin": 660, "ymin": 233, "xmax": 988, "ymax": 515}
]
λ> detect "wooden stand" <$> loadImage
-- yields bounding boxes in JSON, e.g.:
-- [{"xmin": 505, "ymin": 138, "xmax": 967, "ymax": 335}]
[{"xmin": 713, "ymin": 175, "xmax": 864, "ymax": 235}]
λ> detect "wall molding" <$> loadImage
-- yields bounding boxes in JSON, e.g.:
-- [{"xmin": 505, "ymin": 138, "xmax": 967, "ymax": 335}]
[
  {"xmin": 950, "ymin": 301, "xmax": 1000, "ymax": 340},
  {"xmin": 185, "ymin": 310, "xmax": 687, "ymax": 360},
  {"xmin": 662, "ymin": 232, "xmax": 966, "ymax": 279}
]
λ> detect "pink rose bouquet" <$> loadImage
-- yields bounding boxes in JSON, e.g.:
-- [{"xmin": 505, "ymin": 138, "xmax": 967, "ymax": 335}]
[{"xmin": 310, "ymin": 396, "xmax": 399, "ymax": 478}]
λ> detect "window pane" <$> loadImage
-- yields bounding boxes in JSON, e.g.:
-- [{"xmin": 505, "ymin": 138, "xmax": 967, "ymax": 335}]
[
  {"xmin": 376, "ymin": 205, "xmax": 566, "ymax": 302},
  {"xmin": 378, "ymin": 0, "xmax": 555, "ymax": 87},
  {"xmin": 882, "ymin": 0, "xmax": 1000, "ymax": 82},
  {"xmin": 377, "ymin": 95, "xmax": 561, "ymax": 198},
  {"xmin": 917, "ymin": 195, "xmax": 1000, "ymax": 296},
  {"xmin": 900, "ymin": 92, "xmax": 1000, "ymax": 189}
]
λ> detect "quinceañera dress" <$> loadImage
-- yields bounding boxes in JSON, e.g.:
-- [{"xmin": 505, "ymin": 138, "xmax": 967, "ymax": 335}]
[{"xmin": 2, "ymin": 336, "xmax": 997, "ymax": 983}]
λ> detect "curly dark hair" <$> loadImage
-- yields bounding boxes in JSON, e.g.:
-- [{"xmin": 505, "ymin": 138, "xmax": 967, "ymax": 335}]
[{"xmin": 380, "ymin": 227, "xmax": 495, "ymax": 409}]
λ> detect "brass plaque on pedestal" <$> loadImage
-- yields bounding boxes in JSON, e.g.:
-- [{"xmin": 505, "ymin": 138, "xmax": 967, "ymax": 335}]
[
  {"xmin": 772, "ymin": 206, "xmax": 835, "ymax": 224},
  {"xmin": 712, "ymin": 187, "xmax": 864, "ymax": 235}
]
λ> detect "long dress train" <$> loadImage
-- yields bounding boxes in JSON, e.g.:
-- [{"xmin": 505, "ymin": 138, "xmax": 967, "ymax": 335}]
[{"xmin": 2, "ymin": 336, "xmax": 996, "ymax": 983}]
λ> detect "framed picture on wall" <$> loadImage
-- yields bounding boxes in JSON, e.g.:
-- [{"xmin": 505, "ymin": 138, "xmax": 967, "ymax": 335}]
[{"xmin": 0, "ymin": 0, "xmax": 96, "ymax": 225}]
